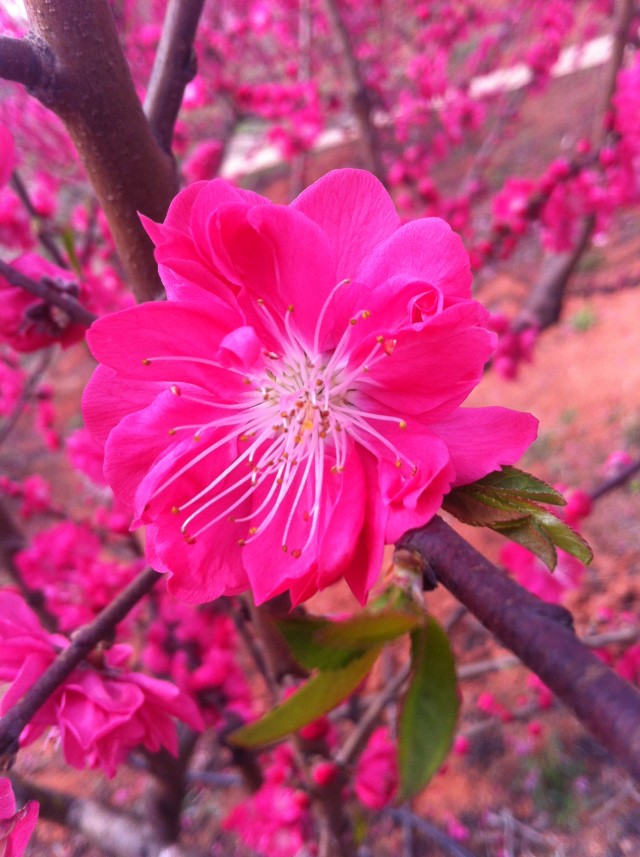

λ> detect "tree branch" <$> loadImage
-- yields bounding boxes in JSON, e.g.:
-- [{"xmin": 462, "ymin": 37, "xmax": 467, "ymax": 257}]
[
  {"xmin": 0, "ymin": 35, "xmax": 50, "ymax": 89},
  {"xmin": 22, "ymin": 0, "xmax": 179, "ymax": 303},
  {"xmin": 10, "ymin": 774, "xmax": 206, "ymax": 857},
  {"xmin": 323, "ymin": 0, "xmax": 386, "ymax": 182},
  {"xmin": 0, "ymin": 257, "xmax": 97, "ymax": 328},
  {"xmin": 0, "ymin": 566, "xmax": 159, "ymax": 758},
  {"xmin": 514, "ymin": 0, "xmax": 635, "ymax": 334},
  {"xmin": 144, "ymin": 0, "xmax": 206, "ymax": 152},
  {"xmin": 396, "ymin": 516, "xmax": 640, "ymax": 783},
  {"xmin": 590, "ymin": 457, "xmax": 640, "ymax": 501}
]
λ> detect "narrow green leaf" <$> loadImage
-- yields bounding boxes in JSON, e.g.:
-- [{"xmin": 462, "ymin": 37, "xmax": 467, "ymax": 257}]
[
  {"xmin": 228, "ymin": 648, "xmax": 380, "ymax": 748},
  {"xmin": 60, "ymin": 228, "xmax": 82, "ymax": 276},
  {"xmin": 474, "ymin": 466, "xmax": 566, "ymax": 505},
  {"xmin": 275, "ymin": 616, "xmax": 359, "ymax": 670},
  {"xmin": 397, "ymin": 617, "xmax": 459, "ymax": 800},
  {"xmin": 317, "ymin": 610, "xmax": 423, "ymax": 649}
]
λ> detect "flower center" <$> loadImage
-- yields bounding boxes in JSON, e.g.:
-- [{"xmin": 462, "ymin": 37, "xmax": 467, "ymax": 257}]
[{"xmin": 143, "ymin": 293, "xmax": 413, "ymax": 557}]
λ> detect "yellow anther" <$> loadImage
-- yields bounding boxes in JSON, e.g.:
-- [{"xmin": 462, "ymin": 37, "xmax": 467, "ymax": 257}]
[
  {"xmin": 142, "ymin": 358, "xmax": 151, "ymax": 366},
  {"xmin": 395, "ymin": 459, "xmax": 402, "ymax": 469},
  {"xmin": 376, "ymin": 335, "xmax": 385, "ymax": 343},
  {"xmin": 399, "ymin": 420, "xmax": 407, "ymax": 430},
  {"xmin": 282, "ymin": 544, "xmax": 288, "ymax": 553},
  {"xmin": 249, "ymin": 527, "xmax": 258, "ymax": 535},
  {"xmin": 171, "ymin": 506, "xmax": 180, "ymax": 515},
  {"xmin": 291, "ymin": 549, "xmax": 302, "ymax": 559},
  {"xmin": 168, "ymin": 428, "xmax": 176, "ymax": 436},
  {"xmin": 362, "ymin": 310, "xmax": 371, "ymax": 319},
  {"xmin": 350, "ymin": 318, "xmax": 358, "ymax": 325},
  {"xmin": 193, "ymin": 434, "xmax": 201, "ymax": 442}
]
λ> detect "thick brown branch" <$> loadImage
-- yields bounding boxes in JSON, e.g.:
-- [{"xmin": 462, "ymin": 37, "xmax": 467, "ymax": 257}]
[
  {"xmin": 0, "ymin": 257, "xmax": 97, "ymax": 328},
  {"xmin": 0, "ymin": 566, "xmax": 159, "ymax": 758},
  {"xmin": 0, "ymin": 35, "xmax": 49, "ymax": 88},
  {"xmin": 144, "ymin": 0, "xmax": 206, "ymax": 152},
  {"xmin": 397, "ymin": 517, "xmax": 640, "ymax": 783},
  {"xmin": 23, "ymin": 0, "xmax": 178, "ymax": 303}
]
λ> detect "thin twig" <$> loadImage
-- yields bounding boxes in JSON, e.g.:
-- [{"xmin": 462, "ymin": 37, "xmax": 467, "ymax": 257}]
[
  {"xmin": 0, "ymin": 257, "xmax": 97, "ymax": 327},
  {"xmin": 589, "ymin": 458, "xmax": 640, "ymax": 501},
  {"xmin": 387, "ymin": 808, "xmax": 480, "ymax": 857},
  {"xmin": 0, "ymin": 348, "xmax": 52, "ymax": 447},
  {"xmin": 0, "ymin": 501, "xmax": 58, "ymax": 632},
  {"xmin": 144, "ymin": 0, "xmax": 206, "ymax": 152},
  {"xmin": 0, "ymin": 566, "xmax": 160, "ymax": 757},
  {"xmin": 10, "ymin": 172, "xmax": 69, "ymax": 268},
  {"xmin": 335, "ymin": 664, "xmax": 410, "ymax": 767}
]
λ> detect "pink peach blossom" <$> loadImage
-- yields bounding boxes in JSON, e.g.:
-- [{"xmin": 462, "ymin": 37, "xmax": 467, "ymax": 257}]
[
  {"xmin": 0, "ymin": 592, "xmax": 203, "ymax": 777},
  {"xmin": 84, "ymin": 169, "xmax": 537, "ymax": 605},
  {"xmin": 354, "ymin": 726, "xmax": 398, "ymax": 810}
]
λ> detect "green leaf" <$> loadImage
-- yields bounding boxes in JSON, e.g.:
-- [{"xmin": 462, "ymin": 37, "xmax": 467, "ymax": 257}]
[
  {"xmin": 397, "ymin": 617, "xmax": 459, "ymax": 801},
  {"xmin": 473, "ymin": 466, "xmax": 566, "ymax": 505},
  {"xmin": 442, "ymin": 490, "xmax": 531, "ymax": 526},
  {"xmin": 443, "ymin": 466, "xmax": 593, "ymax": 569},
  {"xmin": 276, "ymin": 616, "xmax": 356, "ymax": 670},
  {"xmin": 524, "ymin": 508, "xmax": 593, "ymax": 565},
  {"xmin": 317, "ymin": 610, "xmax": 423, "ymax": 649},
  {"xmin": 276, "ymin": 610, "xmax": 423, "ymax": 671},
  {"xmin": 493, "ymin": 518, "xmax": 558, "ymax": 569},
  {"xmin": 228, "ymin": 648, "xmax": 380, "ymax": 748}
]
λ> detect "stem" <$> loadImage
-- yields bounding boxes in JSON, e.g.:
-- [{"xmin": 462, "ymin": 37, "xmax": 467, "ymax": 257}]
[
  {"xmin": 0, "ymin": 257, "xmax": 97, "ymax": 328},
  {"xmin": 0, "ymin": 566, "xmax": 159, "ymax": 757},
  {"xmin": 144, "ymin": 0, "xmax": 206, "ymax": 152},
  {"xmin": 396, "ymin": 516, "xmax": 640, "ymax": 783},
  {"xmin": 10, "ymin": 172, "xmax": 69, "ymax": 269}
]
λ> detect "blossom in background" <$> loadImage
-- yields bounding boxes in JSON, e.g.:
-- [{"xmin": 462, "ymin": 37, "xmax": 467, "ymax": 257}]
[
  {"xmin": 0, "ymin": 592, "xmax": 204, "ymax": 777},
  {"xmin": 83, "ymin": 168, "xmax": 537, "ymax": 605},
  {"xmin": 0, "ymin": 778, "xmax": 38, "ymax": 857},
  {"xmin": 0, "ymin": 254, "xmax": 85, "ymax": 352},
  {"xmin": 354, "ymin": 726, "xmax": 399, "ymax": 810}
]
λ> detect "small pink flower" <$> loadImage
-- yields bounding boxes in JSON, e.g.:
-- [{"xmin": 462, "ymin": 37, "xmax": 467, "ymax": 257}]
[
  {"xmin": 354, "ymin": 726, "xmax": 398, "ymax": 810},
  {"xmin": 0, "ymin": 778, "xmax": 38, "ymax": 857},
  {"xmin": 84, "ymin": 169, "xmax": 537, "ymax": 605},
  {"xmin": 0, "ymin": 592, "xmax": 203, "ymax": 776}
]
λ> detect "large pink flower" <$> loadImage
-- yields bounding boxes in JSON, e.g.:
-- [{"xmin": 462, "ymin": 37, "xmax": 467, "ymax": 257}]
[{"xmin": 83, "ymin": 169, "xmax": 536, "ymax": 605}]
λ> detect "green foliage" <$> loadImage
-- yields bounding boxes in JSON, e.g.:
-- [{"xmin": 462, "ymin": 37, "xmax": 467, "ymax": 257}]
[
  {"xmin": 397, "ymin": 617, "xmax": 459, "ymax": 800},
  {"xmin": 443, "ymin": 466, "xmax": 593, "ymax": 569},
  {"xmin": 230, "ymin": 604, "xmax": 460, "ymax": 804},
  {"xmin": 228, "ymin": 647, "xmax": 380, "ymax": 748}
]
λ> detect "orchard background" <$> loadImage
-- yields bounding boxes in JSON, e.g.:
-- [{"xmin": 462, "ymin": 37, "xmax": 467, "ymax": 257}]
[{"xmin": 1, "ymin": 1, "xmax": 640, "ymax": 856}]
